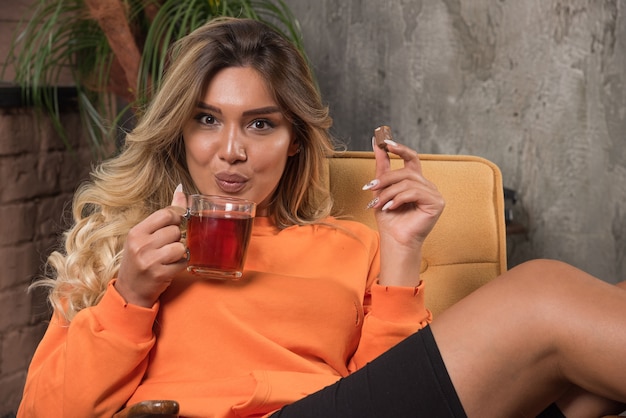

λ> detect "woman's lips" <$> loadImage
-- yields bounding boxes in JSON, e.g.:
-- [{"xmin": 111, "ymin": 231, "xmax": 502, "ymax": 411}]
[{"xmin": 214, "ymin": 173, "xmax": 248, "ymax": 193}]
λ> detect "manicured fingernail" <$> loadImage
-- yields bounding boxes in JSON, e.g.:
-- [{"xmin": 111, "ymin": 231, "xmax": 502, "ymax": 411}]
[
  {"xmin": 366, "ymin": 197, "xmax": 379, "ymax": 209},
  {"xmin": 382, "ymin": 200, "xmax": 394, "ymax": 211},
  {"xmin": 384, "ymin": 139, "xmax": 398, "ymax": 148},
  {"xmin": 362, "ymin": 179, "xmax": 379, "ymax": 190},
  {"xmin": 371, "ymin": 136, "xmax": 376, "ymax": 150},
  {"xmin": 175, "ymin": 183, "xmax": 183, "ymax": 193}
]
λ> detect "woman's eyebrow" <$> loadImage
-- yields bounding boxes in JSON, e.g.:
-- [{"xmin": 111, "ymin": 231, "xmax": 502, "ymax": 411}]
[
  {"xmin": 195, "ymin": 102, "xmax": 281, "ymax": 117},
  {"xmin": 242, "ymin": 106, "xmax": 282, "ymax": 117},
  {"xmin": 196, "ymin": 102, "xmax": 221, "ymax": 114}
]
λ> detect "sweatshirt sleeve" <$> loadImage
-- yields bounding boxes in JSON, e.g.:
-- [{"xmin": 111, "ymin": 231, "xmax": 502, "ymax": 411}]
[
  {"xmin": 17, "ymin": 281, "xmax": 158, "ymax": 418},
  {"xmin": 347, "ymin": 238, "xmax": 432, "ymax": 371}
]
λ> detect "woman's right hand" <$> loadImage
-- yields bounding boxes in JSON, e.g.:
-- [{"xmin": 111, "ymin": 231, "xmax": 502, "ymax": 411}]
[{"xmin": 114, "ymin": 186, "xmax": 188, "ymax": 307}]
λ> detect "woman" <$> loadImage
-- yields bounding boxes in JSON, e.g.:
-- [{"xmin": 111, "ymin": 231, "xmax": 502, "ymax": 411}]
[{"xmin": 18, "ymin": 17, "xmax": 626, "ymax": 418}]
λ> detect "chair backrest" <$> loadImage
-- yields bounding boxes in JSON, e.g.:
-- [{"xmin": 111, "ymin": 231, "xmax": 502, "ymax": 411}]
[{"xmin": 324, "ymin": 151, "xmax": 507, "ymax": 316}]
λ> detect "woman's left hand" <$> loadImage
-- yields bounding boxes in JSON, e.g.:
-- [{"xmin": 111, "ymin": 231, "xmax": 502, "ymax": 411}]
[{"xmin": 364, "ymin": 135, "xmax": 445, "ymax": 286}]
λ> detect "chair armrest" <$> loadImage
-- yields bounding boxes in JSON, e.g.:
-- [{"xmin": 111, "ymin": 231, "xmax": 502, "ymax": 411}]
[{"xmin": 112, "ymin": 400, "xmax": 179, "ymax": 418}]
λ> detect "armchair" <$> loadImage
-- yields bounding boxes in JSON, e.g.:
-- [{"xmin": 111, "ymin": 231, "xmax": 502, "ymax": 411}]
[{"xmin": 114, "ymin": 151, "xmax": 507, "ymax": 417}]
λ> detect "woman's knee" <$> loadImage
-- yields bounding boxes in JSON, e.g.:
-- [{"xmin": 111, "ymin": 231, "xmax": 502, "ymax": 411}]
[
  {"xmin": 467, "ymin": 259, "xmax": 596, "ymax": 326},
  {"xmin": 436, "ymin": 258, "xmax": 603, "ymax": 334},
  {"xmin": 495, "ymin": 259, "xmax": 622, "ymax": 334},
  {"xmin": 501, "ymin": 259, "xmax": 590, "ymax": 291},
  {"xmin": 434, "ymin": 260, "xmax": 571, "ymax": 329}
]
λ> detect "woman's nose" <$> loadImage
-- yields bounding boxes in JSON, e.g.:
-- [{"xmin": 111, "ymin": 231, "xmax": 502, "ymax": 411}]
[{"xmin": 217, "ymin": 127, "xmax": 247, "ymax": 163}]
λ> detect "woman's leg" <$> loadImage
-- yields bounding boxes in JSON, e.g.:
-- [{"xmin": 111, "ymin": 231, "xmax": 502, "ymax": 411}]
[
  {"xmin": 553, "ymin": 280, "xmax": 626, "ymax": 417},
  {"xmin": 556, "ymin": 386, "xmax": 624, "ymax": 418},
  {"xmin": 430, "ymin": 259, "xmax": 626, "ymax": 417}
]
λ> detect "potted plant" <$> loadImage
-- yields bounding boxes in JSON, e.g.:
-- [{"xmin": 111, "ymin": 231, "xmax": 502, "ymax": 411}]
[{"xmin": 5, "ymin": 0, "xmax": 308, "ymax": 157}]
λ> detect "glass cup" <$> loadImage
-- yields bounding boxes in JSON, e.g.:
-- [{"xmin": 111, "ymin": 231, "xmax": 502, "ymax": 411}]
[{"xmin": 185, "ymin": 194, "xmax": 256, "ymax": 279}]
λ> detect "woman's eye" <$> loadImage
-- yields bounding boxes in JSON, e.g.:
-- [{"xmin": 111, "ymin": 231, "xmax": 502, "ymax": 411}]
[
  {"xmin": 251, "ymin": 119, "xmax": 274, "ymax": 130},
  {"xmin": 194, "ymin": 114, "xmax": 216, "ymax": 125}
]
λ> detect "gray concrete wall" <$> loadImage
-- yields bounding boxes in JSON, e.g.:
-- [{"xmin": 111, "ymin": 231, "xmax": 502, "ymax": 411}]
[{"xmin": 287, "ymin": 0, "xmax": 626, "ymax": 284}]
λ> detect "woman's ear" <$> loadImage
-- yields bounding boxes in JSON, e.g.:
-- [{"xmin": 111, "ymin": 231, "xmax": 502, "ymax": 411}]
[{"xmin": 287, "ymin": 138, "xmax": 301, "ymax": 157}]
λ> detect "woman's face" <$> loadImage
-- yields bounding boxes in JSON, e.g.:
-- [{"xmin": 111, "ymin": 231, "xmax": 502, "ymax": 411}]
[{"xmin": 182, "ymin": 66, "xmax": 298, "ymax": 216}]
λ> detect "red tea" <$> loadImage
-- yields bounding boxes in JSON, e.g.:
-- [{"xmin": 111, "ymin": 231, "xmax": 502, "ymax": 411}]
[{"xmin": 186, "ymin": 212, "xmax": 253, "ymax": 278}]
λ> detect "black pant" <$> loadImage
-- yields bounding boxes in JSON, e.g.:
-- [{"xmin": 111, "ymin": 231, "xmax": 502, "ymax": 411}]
[
  {"xmin": 271, "ymin": 325, "xmax": 565, "ymax": 418},
  {"xmin": 272, "ymin": 325, "xmax": 465, "ymax": 417}
]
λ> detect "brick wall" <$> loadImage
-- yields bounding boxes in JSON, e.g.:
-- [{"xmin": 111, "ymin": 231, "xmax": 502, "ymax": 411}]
[
  {"xmin": 1, "ymin": 1, "xmax": 92, "ymax": 415},
  {"xmin": 0, "ymin": 107, "xmax": 91, "ymax": 416}
]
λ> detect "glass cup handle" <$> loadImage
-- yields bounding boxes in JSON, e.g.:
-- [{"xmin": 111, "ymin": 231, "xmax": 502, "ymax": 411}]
[{"xmin": 181, "ymin": 208, "xmax": 191, "ymax": 263}]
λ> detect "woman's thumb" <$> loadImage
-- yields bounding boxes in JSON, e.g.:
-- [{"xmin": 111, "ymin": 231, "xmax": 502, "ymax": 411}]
[{"xmin": 171, "ymin": 183, "xmax": 187, "ymax": 208}]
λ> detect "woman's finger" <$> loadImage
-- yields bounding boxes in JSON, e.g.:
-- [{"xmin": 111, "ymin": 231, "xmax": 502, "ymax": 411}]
[
  {"xmin": 375, "ymin": 179, "xmax": 443, "ymax": 212},
  {"xmin": 159, "ymin": 241, "xmax": 188, "ymax": 266},
  {"xmin": 373, "ymin": 135, "xmax": 391, "ymax": 180},
  {"xmin": 383, "ymin": 138, "xmax": 423, "ymax": 175},
  {"xmin": 171, "ymin": 183, "xmax": 187, "ymax": 208}
]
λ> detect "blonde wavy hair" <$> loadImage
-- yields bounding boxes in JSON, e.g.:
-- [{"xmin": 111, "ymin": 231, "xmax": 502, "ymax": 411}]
[{"xmin": 40, "ymin": 17, "xmax": 337, "ymax": 321}]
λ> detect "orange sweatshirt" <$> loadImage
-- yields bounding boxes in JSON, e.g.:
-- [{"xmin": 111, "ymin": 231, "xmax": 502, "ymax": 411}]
[{"xmin": 18, "ymin": 217, "xmax": 431, "ymax": 418}]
